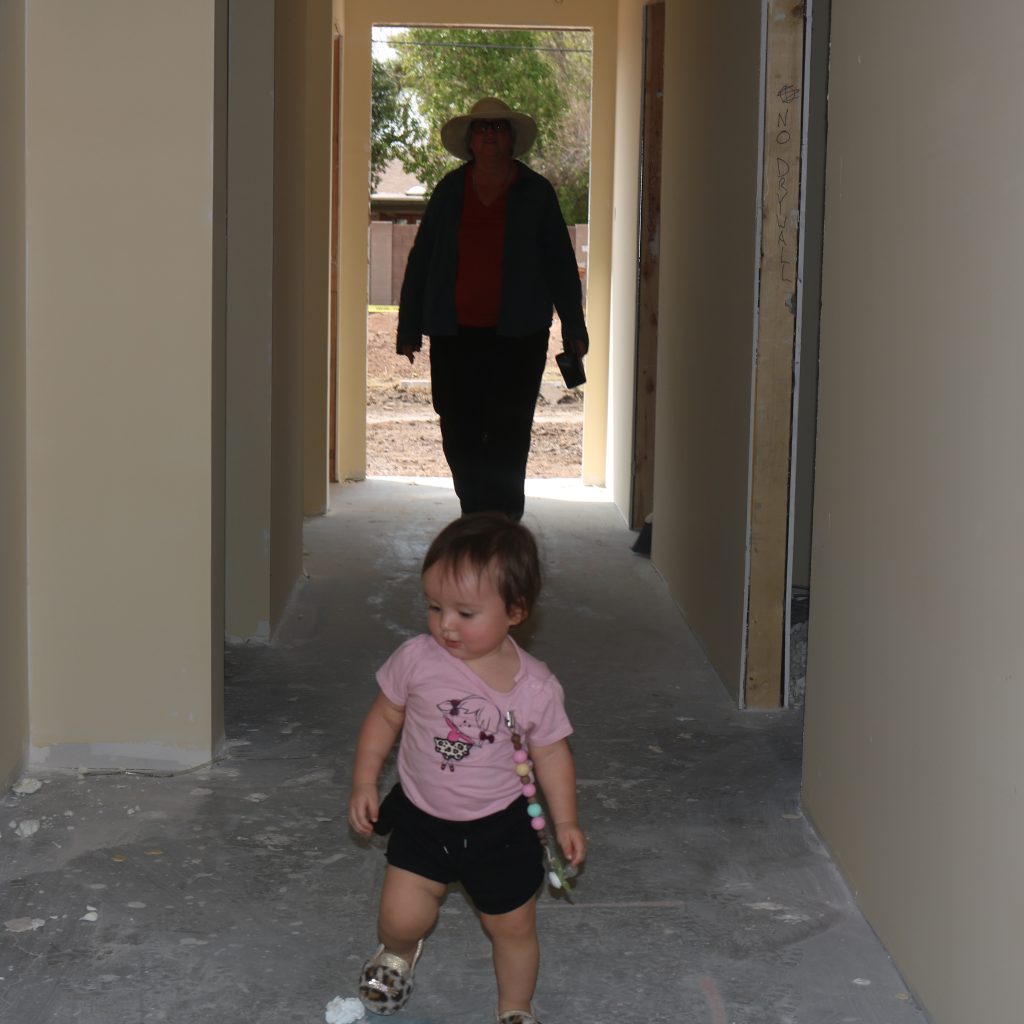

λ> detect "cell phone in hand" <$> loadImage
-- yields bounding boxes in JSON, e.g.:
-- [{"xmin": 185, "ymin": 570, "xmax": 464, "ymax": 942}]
[{"xmin": 555, "ymin": 351, "xmax": 586, "ymax": 389}]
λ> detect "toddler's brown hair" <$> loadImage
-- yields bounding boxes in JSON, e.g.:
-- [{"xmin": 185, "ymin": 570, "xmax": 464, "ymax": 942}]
[{"xmin": 422, "ymin": 512, "xmax": 541, "ymax": 617}]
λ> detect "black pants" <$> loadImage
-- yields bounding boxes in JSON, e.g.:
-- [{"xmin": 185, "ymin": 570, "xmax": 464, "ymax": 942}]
[{"xmin": 429, "ymin": 327, "xmax": 549, "ymax": 520}]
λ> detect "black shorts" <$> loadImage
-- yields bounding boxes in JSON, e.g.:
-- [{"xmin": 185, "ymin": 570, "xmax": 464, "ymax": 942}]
[{"xmin": 374, "ymin": 783, "xmax": 544, "ymax": 916}]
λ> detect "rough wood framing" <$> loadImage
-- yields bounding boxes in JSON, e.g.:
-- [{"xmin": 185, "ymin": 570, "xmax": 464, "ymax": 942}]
[
  {"xmin": 630, "ymin": 1, "xmax": 665, "ymax": 529},
  {"xmin": 745, "ymin": 0, "xmax": 805, "ymax": 708}
]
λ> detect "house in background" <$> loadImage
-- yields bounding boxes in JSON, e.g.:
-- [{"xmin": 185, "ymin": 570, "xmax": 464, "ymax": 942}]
[
  {"xmin": 369, "ymin": 158, "xmax": 426, "ymax": 305},
  {"xmin": 370, "ymin": 157, "xmax": 427, "ymax": 223},
  {"xmin": 2, "ymin": 3, "xmax": 1022, "ymax": 1023}
]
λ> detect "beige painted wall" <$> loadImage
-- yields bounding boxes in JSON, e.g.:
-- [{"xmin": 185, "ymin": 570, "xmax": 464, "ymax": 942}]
[
  {"xmin": 225, "ymin": 0, "xmax": 275, "ymax": 642},
  {"xmin": 25, "ymin": 1, "xmax": 226, "ymax": 770},
  {"xmin": 606, "ymin": 0, "xmax": 646, "ymax": 512},
  {"xmin": 789, "ymin": 0, "xmax": 829, "ymax": 592},
  {"xmin": 0, "ymin": 0, "xmax": 29, "ymax": 788},
  {"xmin": 303, "ymin": 1, "xmax": 334, "ymax": 515},
  {"xmin": 336, "ymin": 0, "xmax": 617, "ymax": 484},
  {"xmin": 803, "ymin": 4, "xmax": 1024, "ymax": 1021},
  {"xmin": 270, "ymin": 0, "xmax": 333, "ymax": 626},
  {"xmin": 650, "ymin": 0, "xmax": 762, "ymax": 697}
]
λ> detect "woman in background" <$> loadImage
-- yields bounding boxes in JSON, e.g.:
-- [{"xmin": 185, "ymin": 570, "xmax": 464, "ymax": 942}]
[{"xmin": 396, "ymin": 97, "xmax": 588, "ymax": 521}]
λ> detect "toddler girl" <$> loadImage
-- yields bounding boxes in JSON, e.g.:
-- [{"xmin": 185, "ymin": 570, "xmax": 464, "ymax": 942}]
[{"xmin": 347, "ymin": 512, "xmax": 586, "ymax": 1024}]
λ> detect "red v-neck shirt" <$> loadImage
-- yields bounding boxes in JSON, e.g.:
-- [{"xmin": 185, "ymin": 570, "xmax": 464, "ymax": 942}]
[{"xmin": 454, "ymin": 166, "xmax": 513, "ymax": 328}]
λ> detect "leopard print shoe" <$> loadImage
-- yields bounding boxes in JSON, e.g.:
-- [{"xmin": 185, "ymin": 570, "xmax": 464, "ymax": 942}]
[
  {"xmin": 357, "ymin": 939, "xmax": 424, "ymax": 1016},
  {"xmin": 496, "ymin": 1012, "xmax": 542, "ymax": 1024}
]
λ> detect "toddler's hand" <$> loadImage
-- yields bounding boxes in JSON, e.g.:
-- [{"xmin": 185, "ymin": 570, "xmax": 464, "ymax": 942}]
[
  {"xmin": 555, "ymin": 821, "xmax": 587, "ymax": 868},
  {"xmin": 347, "ymin": 783, "xmax": 379, "ymax": 837}
]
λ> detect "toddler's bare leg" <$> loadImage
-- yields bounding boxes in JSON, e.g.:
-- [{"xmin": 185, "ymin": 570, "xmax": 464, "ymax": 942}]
[
  {"xmin": 480, "ymin": 897, "xmax": 540, "ymax": 1014},
  {"xmin": 378, "ymin": 865, "xmax": 446, "ymax": 961}
]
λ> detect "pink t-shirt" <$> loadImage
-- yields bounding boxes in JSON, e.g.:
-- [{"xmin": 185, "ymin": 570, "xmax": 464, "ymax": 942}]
[{"xmin": 376, "ymin": 633, "xmax": 573, "ymax": 821}]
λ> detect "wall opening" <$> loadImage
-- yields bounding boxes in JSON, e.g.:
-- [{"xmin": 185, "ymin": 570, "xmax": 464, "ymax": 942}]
[{"xmin": 364, "ymin": 25, "xmax": 593, "ymax": 482}]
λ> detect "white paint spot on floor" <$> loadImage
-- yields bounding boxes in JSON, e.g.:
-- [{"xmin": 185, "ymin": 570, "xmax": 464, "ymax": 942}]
[
  {"xmin": 5, "ymin": 918, "xmax": 45, "ymax": 933},
  {"xmin": 746, "ymin": 901, "xmax": 785, "ymax": 911},
  {"xmin": 179, "ymin": 938, "xmax": 209, "ymax": 946},
  {"xmin": 190, "ymin": 788, "xmax": 213, "ymax": 797},
  {"xmin": 774, "ymin": 912, "xmax": 811, "ymax": 923},
  {"xmin": 245, "ymin": 793, "xmax": 269, "ymax": 803},
  {"xmin": 126, "ymin": 902, "xmax": 147, "ymax": 909},
  {"xmin": 14, "ymin": 820, "xmax": 39, "ymax": 838},
  {"xmin": 13, "ymin": 778, "xmax": 42, "ymax": 795},
  {"xmin": 325, "ymin": 996, "xmax": 367, "ymax": 1023},
  {"xmin": 852, "ymin": 977, "xmax": 872, "ymax": 986},
  {"xmin": 80, "ymin": 911, "xmax": 98, "ymax": 922}
]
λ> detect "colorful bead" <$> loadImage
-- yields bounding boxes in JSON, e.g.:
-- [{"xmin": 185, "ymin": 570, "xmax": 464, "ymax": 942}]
[
  {"xmin": 531, "ymin": 816, "xmax": 546, "ymax": 830},
  {"xmin": 527, "ymin": 802, "xmax": 542, "ymax": 817},
  {"xmin": 513, "ymin": 750, "xmax": 528, "ymax": 764},
  {"xmin": 521, "ymin": 783, "xmax": 536, "ymax": 797},
  {"xmin": 515, "ymin": 763, "xmax": 531, "ymax": 777}
]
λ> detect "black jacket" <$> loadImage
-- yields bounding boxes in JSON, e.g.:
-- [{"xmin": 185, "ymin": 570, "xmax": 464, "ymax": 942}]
[{"xmin": 396, "ymin": 161, "xmax": 588, "ymax": 352}]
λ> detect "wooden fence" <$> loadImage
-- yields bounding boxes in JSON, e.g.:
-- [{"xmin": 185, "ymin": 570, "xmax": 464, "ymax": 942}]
[{"xmin": 368, "ymin": 221, "xmax": 589, "ymax": 306}]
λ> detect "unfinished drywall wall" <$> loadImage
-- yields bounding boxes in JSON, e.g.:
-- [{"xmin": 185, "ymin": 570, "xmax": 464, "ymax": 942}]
[
  {"xmin": 803, "ymin": 3, "xmax": 1024, "ymax": 1021},
  {"xmin": 0, "ymin": 0, "xmax": 28, "ymax": 788},
  {"xmin": 336, "ymin": 0, "xmax": 617, "ymax": 485},
  {"xmin": 650, "ymin": 0, "xmax": 762, "ymax": 697},
  {"xmin": 24, "ymin": 1, "xmax": 226, "ymax": 770}
]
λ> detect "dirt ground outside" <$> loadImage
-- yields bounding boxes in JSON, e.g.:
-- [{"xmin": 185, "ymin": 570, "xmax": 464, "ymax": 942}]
[{"xmin": 365, "ymin": 309, "xmax": 584, "ymax": 479}]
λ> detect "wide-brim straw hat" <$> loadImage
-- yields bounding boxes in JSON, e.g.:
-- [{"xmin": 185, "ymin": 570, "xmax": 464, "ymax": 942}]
[{"xmin": 440, "ymin": 97, "xmax": 538, "ymax": 161}]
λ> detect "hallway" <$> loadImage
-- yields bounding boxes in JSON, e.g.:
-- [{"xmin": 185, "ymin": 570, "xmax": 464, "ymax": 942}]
[{"xmin": 0, "ymin": 480, "xmax": 929, "ymax": 1024}]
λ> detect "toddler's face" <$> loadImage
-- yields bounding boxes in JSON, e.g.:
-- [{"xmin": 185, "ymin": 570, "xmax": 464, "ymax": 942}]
[{"xmin": 423, "ymin": 559, "xmax": 523, "ymax": 665}]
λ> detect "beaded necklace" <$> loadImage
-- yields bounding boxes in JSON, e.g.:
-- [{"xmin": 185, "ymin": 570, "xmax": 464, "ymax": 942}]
[{"xmin": 505, "ymin": 710, "xmax": 577, "ymax": 901}]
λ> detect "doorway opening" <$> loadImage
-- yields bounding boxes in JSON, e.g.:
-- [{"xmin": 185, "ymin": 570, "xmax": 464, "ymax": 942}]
[{"xmin": 364, "ymin": 25, "xmax": 593, "ymax": 481}]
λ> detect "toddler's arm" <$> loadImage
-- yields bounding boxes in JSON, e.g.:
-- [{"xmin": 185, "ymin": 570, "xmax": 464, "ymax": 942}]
[
  {"xmin": 531, "ymin": 738, "xmax": 587, "ymax": 867},
  {"xmin": 347, "ymin": 692, "xmax": 405, "ymax": 836}
]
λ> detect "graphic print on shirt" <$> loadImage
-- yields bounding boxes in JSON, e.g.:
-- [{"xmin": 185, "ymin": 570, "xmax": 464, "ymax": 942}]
[{"xmin": 434, "ymin": 696, "xmax": 502, "ymax": 772}]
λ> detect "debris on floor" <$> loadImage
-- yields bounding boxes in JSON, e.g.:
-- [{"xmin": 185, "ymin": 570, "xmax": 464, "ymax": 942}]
[{"xmin": 325, "ymin": 995, "xmax": 366, "ymax": 1023}]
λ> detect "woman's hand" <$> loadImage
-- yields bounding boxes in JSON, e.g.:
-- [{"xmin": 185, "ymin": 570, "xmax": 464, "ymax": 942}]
[
  {"xmin": 347, "ymin": 782, "xmax": 380, "ymax": 836},
  {"xmin": 398, "ymin": 343, "xmax": 417, "ymax": 365},
  {"xmin": 563, "ymin": 338, "xmax": 587, "ymax": 358}
]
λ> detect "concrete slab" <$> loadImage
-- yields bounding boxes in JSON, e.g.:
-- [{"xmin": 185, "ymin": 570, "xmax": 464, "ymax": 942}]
[{"xmin": 0, "ymin": 480, "xmax": 931, "ymax": 1023}]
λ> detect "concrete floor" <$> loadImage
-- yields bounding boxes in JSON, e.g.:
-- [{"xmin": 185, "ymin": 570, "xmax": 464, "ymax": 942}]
[{"xmin": 0, "ymin": 479, "xmax": 931, "ymax": 1024}]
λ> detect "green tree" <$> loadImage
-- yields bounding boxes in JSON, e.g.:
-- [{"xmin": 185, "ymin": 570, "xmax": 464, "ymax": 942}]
[
  {"xmin": 381, "ymin": 28, "xmax": 591, "ymax": 224},
  {"xmin": 370, "ymin": 56, "xmax": 416, "ymax": 190}
]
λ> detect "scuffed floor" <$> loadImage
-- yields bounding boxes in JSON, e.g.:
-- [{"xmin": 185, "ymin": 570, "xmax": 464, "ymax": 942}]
[{"xmin": 0, "ymin": 479, "xmax": 931, "ymax": 1024}]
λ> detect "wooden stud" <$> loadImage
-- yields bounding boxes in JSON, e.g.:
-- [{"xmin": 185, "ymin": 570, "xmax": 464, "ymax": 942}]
[
  {"xmin": 631, "ymin": 2, "xmax": 665, "ymax": 529},
  {"xmin": 745, "ymin": 0, "xmax": 805, "ymax": 708}
]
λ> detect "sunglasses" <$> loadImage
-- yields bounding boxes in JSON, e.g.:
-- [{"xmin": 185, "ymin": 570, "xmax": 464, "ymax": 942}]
[{"xmin": 470, "ymin": 119, "xmax": 511, "ymax": 134}]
